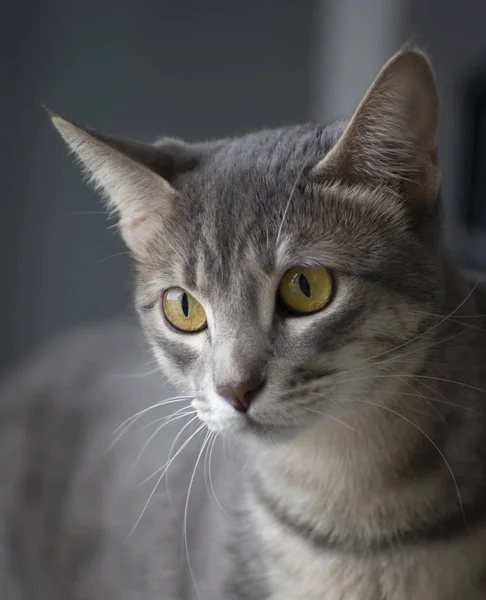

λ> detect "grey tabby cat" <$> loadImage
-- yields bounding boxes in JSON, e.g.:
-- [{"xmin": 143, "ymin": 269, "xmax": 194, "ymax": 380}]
[{"xmin": 2, "ymin": 47, "xmax": 486, "ymax": 599}]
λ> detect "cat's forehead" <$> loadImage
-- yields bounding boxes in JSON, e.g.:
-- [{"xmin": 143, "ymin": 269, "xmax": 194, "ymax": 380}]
[
  {"xmin": 168, "ymin": 122, "xmax": 347, "ymax": 267},
  {"xmin": 202, "ymin": 122, "xmax": 344, "ymax": 186},
  {"xmin": 176, "ymin": 122, "xmax": 344, "ymax": 205},
  {"xmin": 147, "ymin": 120, "xmax": 410, "ymax": 296}
]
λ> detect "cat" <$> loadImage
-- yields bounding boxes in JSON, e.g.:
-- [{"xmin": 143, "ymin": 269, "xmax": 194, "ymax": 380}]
[{"xmin": 1, "ymin": 46, "xmax": 486, "ymax": 599}]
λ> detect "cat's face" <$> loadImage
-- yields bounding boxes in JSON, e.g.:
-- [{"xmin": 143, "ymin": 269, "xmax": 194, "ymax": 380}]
[
  {"xmin": 133, "ymin": 131, "xmax": 439, "ymax": 442},
  {"xmin": 51, "ymin": 48, "xmax": 442, "ymax": 442}
]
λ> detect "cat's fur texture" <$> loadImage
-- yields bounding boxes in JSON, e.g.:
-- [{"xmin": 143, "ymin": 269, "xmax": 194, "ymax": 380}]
[{"xmin": 2, "ymin": 48, "xmax": 486, "ymax": 599}]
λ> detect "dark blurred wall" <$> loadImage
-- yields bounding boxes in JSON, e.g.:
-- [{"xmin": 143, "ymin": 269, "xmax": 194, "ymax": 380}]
[
  {"xmin": 311, "ymin": 0, "xmax": 405, "ymax": 122},
  {"xmin": 407, "ymin": 0, "xmax": 486, "ymax": 269},
  {"xmin": 3, "ymin": 0, "xmax": 319, "ymax": 373}
]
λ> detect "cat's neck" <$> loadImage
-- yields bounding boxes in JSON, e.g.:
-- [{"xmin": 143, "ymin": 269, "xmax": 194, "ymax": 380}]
[{"xmin": 247, "ymin": 339, "xmax": 485, "ymax": 549}]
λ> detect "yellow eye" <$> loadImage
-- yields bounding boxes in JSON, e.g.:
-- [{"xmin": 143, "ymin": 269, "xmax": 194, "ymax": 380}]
[
  {"xmin": 162, "ymin": 288, "xmax": 207, "ymax": 332},
  {"xmin": 279, "ymin": 266, "xmax": 333, "ymax": 314}
]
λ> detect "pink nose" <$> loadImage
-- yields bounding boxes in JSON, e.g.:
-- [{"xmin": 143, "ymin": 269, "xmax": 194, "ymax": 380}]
[{"xmin": 216, "ymin": 377, "xmax": 265, "ymax": 413}]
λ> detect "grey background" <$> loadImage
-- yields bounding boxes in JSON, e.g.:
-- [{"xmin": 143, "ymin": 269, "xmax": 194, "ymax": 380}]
[{"xmin": 3, "ymin": 0, "xmax": 486, "ymax": 374}]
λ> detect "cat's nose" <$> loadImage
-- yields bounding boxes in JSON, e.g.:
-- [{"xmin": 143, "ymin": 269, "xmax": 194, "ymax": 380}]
[{"xmin": 216, "ymin": 377, "xmax": 265, "ymax": 413}]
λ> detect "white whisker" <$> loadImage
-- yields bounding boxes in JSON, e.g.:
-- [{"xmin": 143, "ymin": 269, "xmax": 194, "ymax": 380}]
[
  {"xmin": 331, "ymin": 327, "xmax": 468, "ymax": 385},
  {"xmin": 275, "ymin": 161, "xmax": 308, "ymax": 247},
  {"xmin": 112, "ymin": 396, "xmax": 193, "ymax": 437},
  {"xmin": 164, "ymin": 416, "xmax": 202, "ymax": 501},
  {"xmin": 94, "ymin": 250, "xmax": 131, "ymax": 265},
  {"xmin": 346, "ymin": 397, "xmax": 467, "ymax": 527},
  {"xmin": 109, "ymin": 367, "xmax": 162, "ymax": 379},
  {"xmin": 132, "ymin": 408, "xmax": 195, "ymax": 468},
  {"xmin": 363, "ymin": 280, "xmax": 479, "ymax": 365},
  {"xmin": 138, "ymin": 406, "xmax": 193, "ymax": 434},
  {"xmin": 383, "ymin": 364, "xmax": 445, "ymax": 422},
  {"xmin": 203, "ymin": 431, "xmax": 214, "ymax": 501},
  {"xmin": 302, "ymin": 406, "xmax": 357, "ymax": 432},
  {"xmin": 208, "ymin": 433, "xmax": 232, "ymax": 520},
  {"xmin": 107, "ymin": 399, "xmax": 191, "ymax": 454},
  {"xmin": 138, "ymin": 416, "xmax": 199, "ymax": 487},
  {"xmin": 183, "ymin": 430, "xmax": 211, "ymax": 600},
  {"xmin": 127, "ymin": 422, "xmax": 204, "ymax": 538}
]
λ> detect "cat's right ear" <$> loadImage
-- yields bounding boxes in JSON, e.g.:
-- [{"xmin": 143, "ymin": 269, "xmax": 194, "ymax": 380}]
[
  {"xmin": 310, "ymin": 48, "xmax": 440, "ymax": 203},
  {"xmin": 49, "ymin": 112, "xmax": 186, "ymax": 256}
]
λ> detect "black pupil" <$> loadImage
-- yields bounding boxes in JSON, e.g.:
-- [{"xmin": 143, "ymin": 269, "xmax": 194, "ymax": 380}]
[
  {"xmin": 181, "ymin": 293, "xmax": 189, "ymax": 317},
  {"xmin": 299, "ymin": 274, "xmax": 311, "ymax": 298}
]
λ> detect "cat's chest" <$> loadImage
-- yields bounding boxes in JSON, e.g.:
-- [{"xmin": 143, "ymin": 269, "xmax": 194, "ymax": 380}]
[
  {"xmin": 249, "ymin": 501, "xmax": 486, "ymax": 600},
  {"xmin": 255, "ymin": 510, "xmax": 381, "ymax": 600}
]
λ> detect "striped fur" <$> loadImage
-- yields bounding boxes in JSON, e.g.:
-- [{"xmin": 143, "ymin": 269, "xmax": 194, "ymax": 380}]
[{"xmin": 3, "ymin": 47, "xmax": 485, "ymax": 598}]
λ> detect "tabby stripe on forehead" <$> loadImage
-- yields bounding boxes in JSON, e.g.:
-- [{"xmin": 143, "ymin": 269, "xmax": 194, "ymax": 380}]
[{"xmin": 251, "ymin": 473, "xmax": 486, "ymax": 555}]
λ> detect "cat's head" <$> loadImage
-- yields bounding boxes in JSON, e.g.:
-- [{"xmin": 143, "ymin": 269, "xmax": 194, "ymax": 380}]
[{"xmin": 51, "ymin": 48, "xmax": 443, "ymax": 442}]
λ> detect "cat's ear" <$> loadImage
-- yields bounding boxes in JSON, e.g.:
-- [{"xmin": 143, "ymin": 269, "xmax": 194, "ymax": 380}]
[
  {"xmin": 312, "ymin": 48, "xmax": 439, "ymax": 201},
  {"xmin": 49, "ymin": 113, "xmax": 190, "ymax": 255}
]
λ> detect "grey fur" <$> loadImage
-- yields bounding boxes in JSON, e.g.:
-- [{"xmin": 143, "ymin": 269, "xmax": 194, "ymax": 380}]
[{"xmin": 2, "ymin": 48, "xmax": 486, "ymax": 598}]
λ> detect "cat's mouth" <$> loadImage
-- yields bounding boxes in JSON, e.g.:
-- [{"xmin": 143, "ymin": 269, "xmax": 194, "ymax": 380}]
[{"xmin": 192, "ymin": 396, "xmax": 307, "ymax": 441}]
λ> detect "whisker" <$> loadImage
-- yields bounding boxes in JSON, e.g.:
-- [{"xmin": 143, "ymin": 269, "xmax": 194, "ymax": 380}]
[
  {"xmin": 382, "ymin": 369, "xmax": 486, "ymax": 416},
  {"xmin": 132, "ymin": 409, "xmax": 195, "ymax": 468},
  {"xmin": 337, "ymin": 371, "xmax": 486, "ymax": 400},
  {"xmin": 360, "ymin": 280, "xmax": 479, "ymax": 366},
  {"xmin": 380, "ymin": 330, "xmax": 468, "ymax": 367},
  {"xmin": 127, "ymin": 422, "xmax": 204, "ymax": 538},
  {"xmin": 138, "ymin": 416, "xmax": 199, "ymax": 487},
  {"xmin": 330, "ymin": 327, "xmax": 468, "ymax": 385},
  {"xmin": 208, "ymin": 433, "xmax": 232, "ymax": 520},
  {"xmin": 383, "ymin": 365, "xmax": 445, "ymax": 422},
  {"xmin": 183, "ymin": 430, "xmax": 211, "ymax": 600},
  {"xmin": 405, "ymin": 374, "xmax": 486, "ymax": 396},
  {"xmin": 302, "ymin": 406, "xmax": 357, "ymax": 432},
  {"xmin": 107, "ymin": 400, "xmax": 191, "ymax": 454},
  {"xmin": 164, "ymin": 416, "xmax": 201, "ymax": 500},
  {"xmin": 314, "ymin": 368, "xmax": 486, "ymax": 416},
  {"xmin": 203, "ymin": 431, "xmax": 213, "ymax": 500},
  {"xmin": 344, "ymin": 397, "xmax": 467, "ymax": 528},
  {"xmin": 408, "ymin": 308, "xmax": 486, "ymax": 319},
  {"xmin": 112, "ymin": 396, "xmax": 193, "ymax": 437},
  {"xmin": 275, "ymin": 161, "xmax": 308, "ymax": 247},
  {"xmin": 138, "ymin": 406, "xmax": 194, "ymax": 434},
  {"xmin": 94, "ymin": 251, "xmax": 131, "ymax": 265},
  {"xmin": 406, "ymin": 308, "xmax": 486, "ymax": 333},
  {"xmin": 109, "ymin": 367, "xmax": 162, "ymax": 379},
  {"xmin": 303, "ymin": 386, "xmax": 435, "ymax": 417}
]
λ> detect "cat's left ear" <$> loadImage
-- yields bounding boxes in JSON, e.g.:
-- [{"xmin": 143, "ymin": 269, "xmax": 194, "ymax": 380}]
[
  {"xmin": 311, "ymin": 47, "xmax": 439, "ymax": 202},
  {"xmin": 49, "ymin": 113, "xmax": 195, "ymax": 255}
]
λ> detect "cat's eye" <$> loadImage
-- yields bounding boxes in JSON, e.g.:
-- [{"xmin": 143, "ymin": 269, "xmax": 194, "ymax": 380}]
[
  {"xmin": 279, "ymin": 266, "xmax": 333, "ymax": 315},
  {"xmin": 162, "ymin": 288, "xmax": 207, "ymax": 332}
]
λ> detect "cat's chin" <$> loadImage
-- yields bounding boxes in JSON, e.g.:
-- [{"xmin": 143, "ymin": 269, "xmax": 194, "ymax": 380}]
[
  {"xmin": 192, "ymin": 399, "xmax": 306, "ymax": 442},
  {"xmin": 242, "ymin": 419, "xmax": 305, "ymax": 444},
  {"xmin": 193, "ymin": 413, "xmax": 301, "ymax": 444},
  {"xmin": 211, "ymin": 418, "xmax": 304, "ymax": 445}
]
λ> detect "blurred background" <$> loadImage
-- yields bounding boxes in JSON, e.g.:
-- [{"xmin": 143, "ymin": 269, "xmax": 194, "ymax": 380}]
[{"xmin": 3, "ymin": 0, "xmax": 486, "ymax": 375}]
